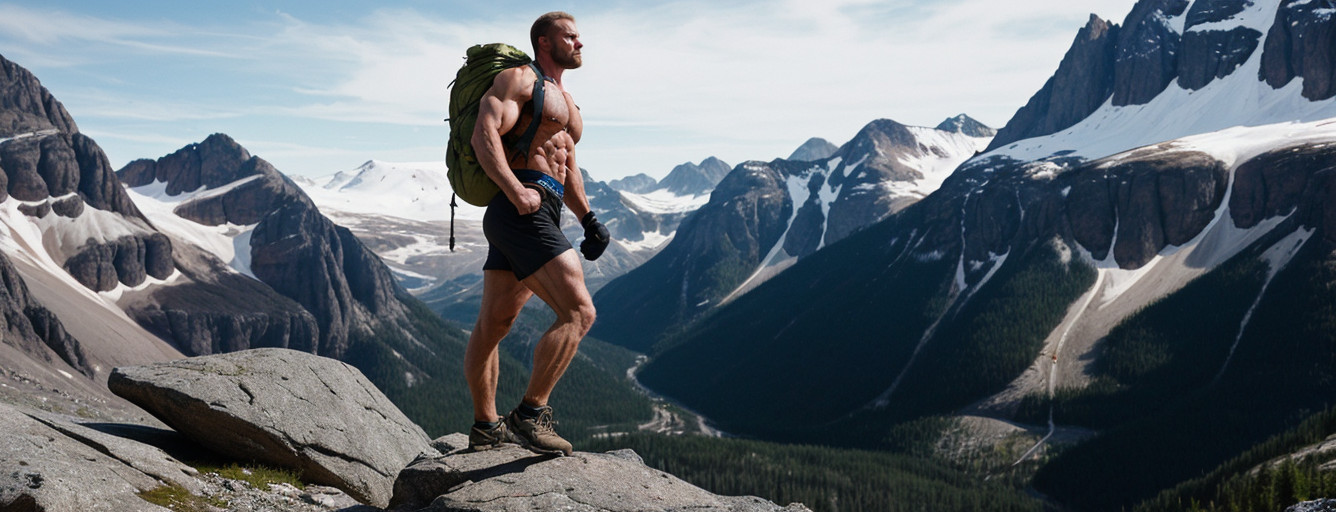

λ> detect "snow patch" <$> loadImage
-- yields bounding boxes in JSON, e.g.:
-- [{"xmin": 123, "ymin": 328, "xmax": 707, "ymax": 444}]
[{"xmin": 125, "ymin": 182, "xmax": 259, "ymax": 279}]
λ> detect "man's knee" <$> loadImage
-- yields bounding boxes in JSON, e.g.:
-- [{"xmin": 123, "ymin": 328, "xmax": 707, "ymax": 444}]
[
  {"xmin": 567, "ymin": 301, "xmax": 596, "ymax": 335},
  {"xmin": 475, "ymin": 310, "xmax": 520, "ymax": 339}
]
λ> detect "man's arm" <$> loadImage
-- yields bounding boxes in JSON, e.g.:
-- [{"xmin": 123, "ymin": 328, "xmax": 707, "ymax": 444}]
[
  {"xmin": 472, "ymin": 67, "xmax": 542, "ymax": 214},
  {"xmin": 562, "ymin": 149, "xmax": 591, "ymax": 220}
]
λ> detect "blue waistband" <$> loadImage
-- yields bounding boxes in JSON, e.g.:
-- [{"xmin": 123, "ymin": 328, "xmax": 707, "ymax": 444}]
[{"xmin": 514, "ymin": 169, "xmax": 564, "ymax": 199}]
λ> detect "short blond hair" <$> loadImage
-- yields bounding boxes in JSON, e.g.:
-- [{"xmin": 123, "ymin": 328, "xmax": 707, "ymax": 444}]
[{"xmin": 531, "ymin": 11, "xmax": 575, "ymax": 53}]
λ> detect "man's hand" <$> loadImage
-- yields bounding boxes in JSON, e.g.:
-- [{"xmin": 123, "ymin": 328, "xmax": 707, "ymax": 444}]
[
  {"xmin": 513, "ymin": 187, "xmax": 542, "ymax": 215},
  {"xmin": 580, "ymin": 212, "xmax": 610, "ymax": 261}
]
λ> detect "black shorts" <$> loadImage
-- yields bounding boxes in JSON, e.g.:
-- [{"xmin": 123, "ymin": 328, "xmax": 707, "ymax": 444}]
[{"xmin": 482, "ymin": 184, "xmax": 571, "ymax": 281}]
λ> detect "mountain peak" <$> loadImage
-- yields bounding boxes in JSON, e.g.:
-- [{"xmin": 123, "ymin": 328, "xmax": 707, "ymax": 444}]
[
  {"xmin": 787, "ymin": 137, "xmax": 840, "ymax": 162},
  {"xmin": 658, "ymin": 157, "xmax": 731, "ymax": 196},
  {"xmin": 0, "ymin": 54, "xmax": 78, "ymax": 136},
  {"xmin": 935, "ymin": 114, "xmax": 996, "ymax": 138}
]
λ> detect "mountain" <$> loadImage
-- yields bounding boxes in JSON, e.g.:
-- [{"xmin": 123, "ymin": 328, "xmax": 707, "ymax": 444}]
[
  {"xmin": 935, "ymin": 114, "xmax": 996, "ymax": 138},
  {"xmin": 592, "ymin": 117, "xmax": 993, "ymax": 352},
  {"xmin": 608, "ymin": 172, "xmax": 657, "ymax": 194},
  {"xmin": 633, "ymin": 1, "xmax": 1336, "ymax": 510},
  {"xmin": 656, "ymin": 157, "xmax": 732, "ymax": 196},
  {"xmin": 0, "ymin": 54, "xmax": 195, "ymax": 419},
  {"xmin": 787, "ymin": 137, "xmax": 840, "ymax": 162}
]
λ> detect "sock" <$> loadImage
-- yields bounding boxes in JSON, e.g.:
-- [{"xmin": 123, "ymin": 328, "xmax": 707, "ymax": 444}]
[
  {"xmin": 515, "ymin": 402, "xmax": 546, "ymax": 419},
  {"xmin": 473, "ymin": 420, "xmax": 501, "ymax": 430}
]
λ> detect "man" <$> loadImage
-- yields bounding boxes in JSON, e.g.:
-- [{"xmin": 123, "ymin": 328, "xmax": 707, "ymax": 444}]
[{"xmin": 463, "ymin": 11, "xmax": 609, "ymax": 456}]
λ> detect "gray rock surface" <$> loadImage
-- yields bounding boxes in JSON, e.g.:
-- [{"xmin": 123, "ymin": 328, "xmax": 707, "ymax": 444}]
[
  {"xmin": 1288, "ymin": 499, "xmax": 1336, "ymax": 512},
  {"xmin": 107, "ymin": 348, "xmax": 436, "ymax": 508},
  {"xmin": 0, "ymin": 402, "xmax": 174, "ymax": 511},
  {"xmin": 390, "ymin": 443, "xmax": 810, "ymax": 512}
]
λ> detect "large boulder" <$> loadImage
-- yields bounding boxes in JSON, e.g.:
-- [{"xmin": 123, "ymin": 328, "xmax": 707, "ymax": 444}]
[
  {"xmin": 389, "ymin": 442, "xmax": 811, "ymax": 512},
  {"xmin": 107, "ymin": 348, "xmax": 436, "ymax": 508}
]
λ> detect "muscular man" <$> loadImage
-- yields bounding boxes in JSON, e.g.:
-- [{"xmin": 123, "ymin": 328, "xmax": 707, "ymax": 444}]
[{"xmin": 464, "ymin": 11, "xmax": 609, "ymax": 456}]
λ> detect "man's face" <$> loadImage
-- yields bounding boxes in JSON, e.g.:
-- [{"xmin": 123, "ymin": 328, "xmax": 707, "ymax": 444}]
[{"xmin": 545, "ymin": 19, "xmax": 583, "ymax": 69}]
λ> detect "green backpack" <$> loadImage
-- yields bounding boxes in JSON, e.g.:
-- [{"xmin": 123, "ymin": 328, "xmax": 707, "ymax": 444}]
[{"xmin": 445, "ymin": 43, "xmax": 548, "ymax": 208}]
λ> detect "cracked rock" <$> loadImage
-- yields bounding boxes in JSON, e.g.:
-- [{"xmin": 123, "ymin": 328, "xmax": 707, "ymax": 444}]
[
  {"xmin": 108, "ymin": 348, "xmax": 436, "ymax": 508},
  {"xmin": 0, "ymin": 402, "xmax": 173, "ymax": 511},
  {"xmin": 390, "ymin": 443, "xmax": 810, "ymax": 512}
]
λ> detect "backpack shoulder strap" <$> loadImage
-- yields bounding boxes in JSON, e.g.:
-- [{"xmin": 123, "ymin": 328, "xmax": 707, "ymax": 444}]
[{"xmin": 508, "ymin": 62, "xmax": 547, "ymax": 158}]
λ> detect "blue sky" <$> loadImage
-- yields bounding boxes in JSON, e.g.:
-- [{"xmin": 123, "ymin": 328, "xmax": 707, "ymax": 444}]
[{"xmin": 0, "ymin": 1, "xmax": 1135, "ymax": 181}]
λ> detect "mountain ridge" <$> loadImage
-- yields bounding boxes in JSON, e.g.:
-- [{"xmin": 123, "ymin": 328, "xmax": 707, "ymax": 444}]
[{"xmin": 593, "ymin": 116, "xmax": 993, "ymax": 352}]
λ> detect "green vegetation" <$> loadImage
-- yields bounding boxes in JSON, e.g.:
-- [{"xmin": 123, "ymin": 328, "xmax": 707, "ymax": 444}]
[
  {"xmin": 138, "ymin": 484, "xmax": 225, "ymax": 512},
  {"xmin": 1015, "ymin": 253, "xmax": 1268, "ymax": 428},
  {"xmin": 1031, "ymin": 237, "xmax": 1336, "ymax": 511},
  {"xmin": 203, "ymin": 462, "xmax": 305, "ymax": 489},
  {"xmin": 1136, "ymin": 406, "xmax": 1336, "ymax": 512},
  {"xmin": 583, "ymin": 433, "xmax": 1043, "ymax": 512},
  {"xmin": 890, "ymin": 239, "xmax": 1096, "ymax": 423},
  {"xmin": 636, "ymin": 227, "xmax": 956, "ymax": 439}
]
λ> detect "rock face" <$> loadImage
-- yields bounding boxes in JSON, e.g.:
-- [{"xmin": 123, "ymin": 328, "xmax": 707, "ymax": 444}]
[
  {"xmin": 1112, "ymin": 0, "xmax": 1190, "ymax": 106},
  {"xmin": 390, "ymin": 443, "xmax": 810, "ymax": 512},
  {"xmin": 1064, "ymin": 149, "xmax": 1230, "ymax": 267},
  {"xmin": 1230, "ymin": 141, "xmax": 1336, "ymax": 249},
  {"xmin": 0, "ymin": 249, "xmax": 90, "ymax": 378},
  {"xmin": 108, "ymin": 348, "xmax": 435, "ymax": 508},
  {"xmin": 0, "ymin": 54, "xmax": 174, "ymax": 294},
  {"xmin": 987, "ymin": 15, "xmax": 1119, "ymax": 151},
  {"xmin": 1177, "ymin": 26, "xmax": 1262, "ymax": 90},
  {"xmin": 0, "ymin": 54, "xmax": 77, "ymax": 136},
  {"xmin": 1261, "ymin": 0, "xmax": 1336, "ymax": 100}
]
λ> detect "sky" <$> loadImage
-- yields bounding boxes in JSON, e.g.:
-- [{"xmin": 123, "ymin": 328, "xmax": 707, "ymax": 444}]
[{"xmin": 0, "ymin": 0, "xmax": 1136, "ymax": 182}]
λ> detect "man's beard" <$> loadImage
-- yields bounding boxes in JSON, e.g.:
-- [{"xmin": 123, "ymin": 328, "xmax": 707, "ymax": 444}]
[{"xmin": 552, "ymin": 50, "xmax": 582, "ymax": 69}]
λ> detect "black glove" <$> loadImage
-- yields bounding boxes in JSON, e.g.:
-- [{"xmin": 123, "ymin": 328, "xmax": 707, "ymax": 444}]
[{"xmin": 580, "ymin": 212, "xmax": 611, "ymax": 261}]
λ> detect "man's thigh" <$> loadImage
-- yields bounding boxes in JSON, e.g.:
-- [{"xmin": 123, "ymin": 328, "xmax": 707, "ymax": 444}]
[{"xmin": 521, "ymin": 249, "xmax": 591, "ymax": 314}]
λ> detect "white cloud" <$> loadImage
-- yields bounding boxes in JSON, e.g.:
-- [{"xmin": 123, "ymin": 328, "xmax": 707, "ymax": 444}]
[{"xmin": 0, "ymin": 1, "xmax": 1139, "ymax": 179}]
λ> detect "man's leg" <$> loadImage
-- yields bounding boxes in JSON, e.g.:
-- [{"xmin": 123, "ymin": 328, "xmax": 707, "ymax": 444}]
[
  {"xmin": 518, "ymin": 249, "xmax": 595, "ymax": 407},
  {"xmin": 464, "ymin": 270, "xmax": 533, "ymax": 423}
]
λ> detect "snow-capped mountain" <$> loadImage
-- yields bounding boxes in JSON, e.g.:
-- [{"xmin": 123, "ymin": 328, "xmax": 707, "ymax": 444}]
[
  {"xmin": 291, "ymin": 156, "xmax": 732, "ymax": 312},
  {"xmin": 631, "ymin": 1, "xmax": 1336, "ymax": 510},
  {"xmin": 592, "ymin": 116, "xmax": 993, "ymax": 352}
]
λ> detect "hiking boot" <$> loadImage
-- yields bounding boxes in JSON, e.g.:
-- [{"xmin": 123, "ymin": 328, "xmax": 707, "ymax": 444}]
[
  {"xmin": 505, "ymin": 405, "xmax": 573, "ymax": 456},
  {"xmin": 468, "ymin": 420, "xmax": 518, "ymax": 451}
]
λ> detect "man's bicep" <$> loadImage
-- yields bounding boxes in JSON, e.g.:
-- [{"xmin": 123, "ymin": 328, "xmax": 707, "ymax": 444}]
[
  {"xmin": 475, "ymin": 90, "xmax": 521, "ymax": 137},
  {"xmin": 476, "ymin": 68, "xmax": 530, "ymax": 136}
]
